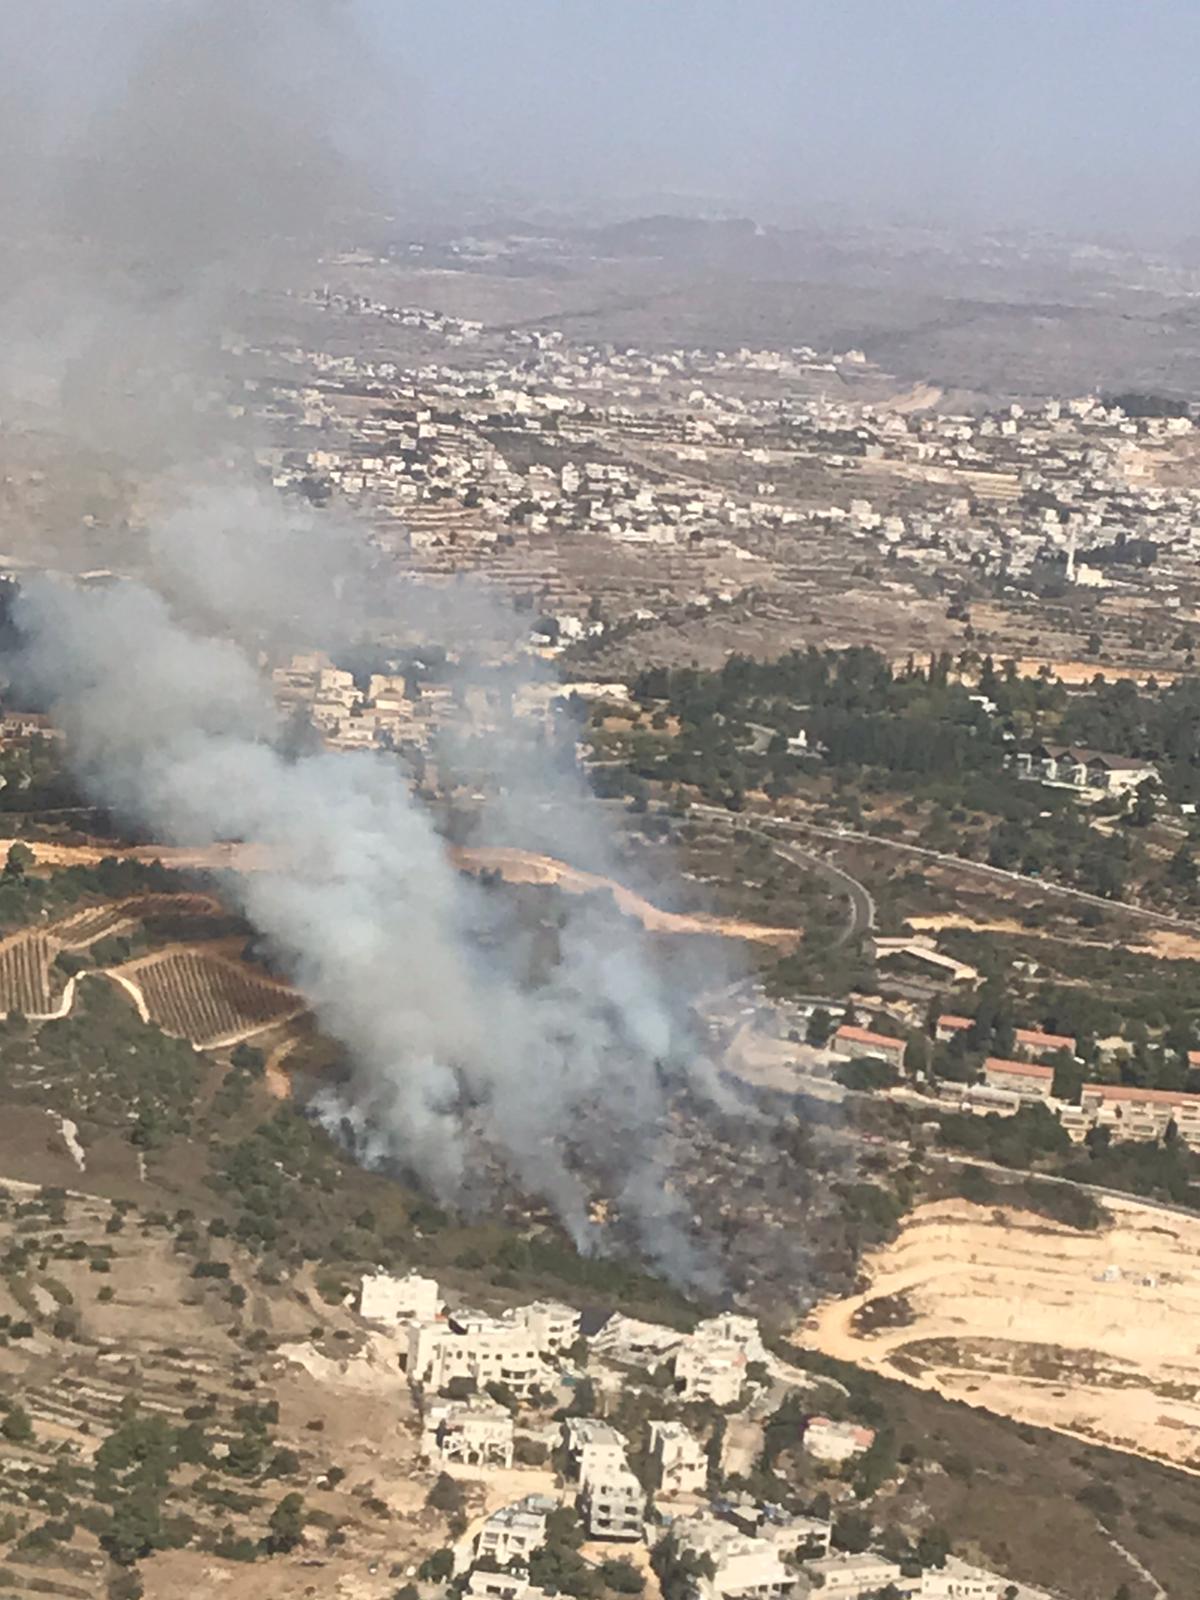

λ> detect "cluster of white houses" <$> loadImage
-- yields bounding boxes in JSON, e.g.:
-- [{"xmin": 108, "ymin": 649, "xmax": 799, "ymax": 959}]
[{"xmin": 355, "ymin": 1272, "xmax": 1017, "ymax": 1600}]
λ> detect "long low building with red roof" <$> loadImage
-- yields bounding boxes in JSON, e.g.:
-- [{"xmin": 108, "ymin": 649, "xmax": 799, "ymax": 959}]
[
  {"xmin": 1080, "ymin": 1083, "xmax": 1200, "ymax": 1145},
  {"xmin": 1015, "ymin": 1025, "xmax": 1076, "ymax": 1059},
  {"xmin": 935, "ymin": 1013, "xmax": 973, "ymax": 1043},
  {"xmin": 935, "ymin": 1016, "xmax": 1077, "ymax": 1060},
  {"xmin": 830, "ymin": 1025, "xmax": 907, "ymax": 1068},
  {"xmin": 982, "ymin": 1057, "xmax": 1055, "ymax": 1102}
]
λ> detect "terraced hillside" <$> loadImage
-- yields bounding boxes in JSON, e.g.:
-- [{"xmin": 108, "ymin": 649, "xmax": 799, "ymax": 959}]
[
  {"xmin": 0, "ymin": 1177, "xmax": 445, "ymax": 1600},
  {"xmin": 112, "ymin": 950, "xmax": 306, "ymax": 1048},
  {"xmin": 0, "ymin": 896, "xmax": 235, "ymax": 1023},
  {"xmin": 0, "ymin": 932, "xmax": 56, "ymax": 1017},
  {"xmin": 49, "ymin": 894, "xmax": 224, "ymax": 950},
  {"xmin": 798, "ymin": 1196, "xmax": 1200, "ymax": 1468}
]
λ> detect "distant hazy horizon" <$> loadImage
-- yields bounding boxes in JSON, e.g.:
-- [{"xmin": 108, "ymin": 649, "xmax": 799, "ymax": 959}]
[
  {"xmin": 9, "ymin": 1, "xmax": 1200, "ymax": 244},
  {"xmin": 365, "ymin": 0, "xmax": 1200, "ymax": 242}
]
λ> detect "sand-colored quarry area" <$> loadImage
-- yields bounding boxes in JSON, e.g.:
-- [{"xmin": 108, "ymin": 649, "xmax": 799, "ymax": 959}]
[{"xmin": 796, "ymin": 1196, "xmax": 1200, "ymax": 1469}]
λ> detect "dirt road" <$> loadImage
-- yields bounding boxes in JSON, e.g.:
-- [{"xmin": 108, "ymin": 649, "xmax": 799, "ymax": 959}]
[
  {"xmin": 450, "ymin": 844, "xmax": 798, "ymax": 946},
  {"xmin": 0, "ymin": 837, "xmax": 799, "ymax": 948}
]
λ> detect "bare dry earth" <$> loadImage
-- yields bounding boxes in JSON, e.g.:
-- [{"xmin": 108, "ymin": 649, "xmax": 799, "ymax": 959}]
[
  {"xmin": 0, "ymin": 1176, "xmax": 526, "ymax": 1600},
  {"xmin": 0, "ymin": 840, "xmax": 798, "ymax": 949},
  {"xmin": 451, "ymin": 845, "xmax": 798, "ymax": 946},
  {"xmin": 796, "ymin": 1197, "xmax": 1200, "ymax": 1470}
]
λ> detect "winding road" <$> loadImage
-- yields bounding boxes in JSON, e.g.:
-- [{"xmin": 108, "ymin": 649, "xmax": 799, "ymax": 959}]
[{"xmin": 688, "ymin": 803, "xmax": 1200, "ymax": 939}]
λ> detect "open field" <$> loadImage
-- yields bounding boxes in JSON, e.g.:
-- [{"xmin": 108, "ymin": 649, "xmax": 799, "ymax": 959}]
[{"xmin": 797, "ymin": 1196, "xmax": 1200, "ymax": 1469}]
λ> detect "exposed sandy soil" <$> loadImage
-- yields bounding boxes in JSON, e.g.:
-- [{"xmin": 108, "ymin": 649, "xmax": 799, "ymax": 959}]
[
  {"xmin": 910, "ymin": 912, "xmax": 1200, "ymax": 965},
  {"xmin": 0, "ymin": 839, "xmax": 799, "ymax": 948},
  {"xmin": 451, "ymin": 845, "xmax": 798, "ymax": 946},
  {"xmin": 1011, "ymin": 658, "xmax": 1179, "ymax": 687},
  {"xmin": 795, "ymin": 1196, "xmax": 1200, "ymax": 1470},
  {"xmin": 1133, "ymin": 928, "xmax": 1200, "ymax": 963},
  {"xmin": 908, "ymin": 914, "xmax": 1030, "ymax": 936}
]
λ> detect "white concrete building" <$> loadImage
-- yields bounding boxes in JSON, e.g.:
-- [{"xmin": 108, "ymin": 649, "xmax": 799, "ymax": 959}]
[
  {"xmin": 804, "ymin": 1552, "xmax": 913, "ymax": 1598},
  {"xmin": 674, "ymin": 1338, "xmax": 746, "ymax": 1407},
  {"xmin": 671, "ymin": 1516, "xmax": 803, "ymax": 1600},
  {"xmin": 591, "ymin": 1314, "xmax": 683, "ymax": 1369},
  {"xmin": 564, "ymin": 1419, "xmax": 629, "ymax": 1484},
  {"xmin": 581, "ymin": 1462, "xmax": 645, "ymax": 1542},
  {"xmin": 476, "ymin": 1496, "xmax": 558, "ymax": 1566},
  {"xmin": 919, "ymin": 1565, "xmax": 1006, "ymax": 1599},
  {"xmin": 422, "ymin": 1399, "xmax": 514, "ymax": 1468},
  {"xmin": 408, "ymin": 1315, "xmax": 551, "ymax": 1399},
  {"xmin": 513, "ymin": 1300, "xmax": 583, "ymax": 1355},
  {"xmin": 466, "ymin": 1572, "xmax": 551, "ymax": 1600},
  {"xmin": 564, "ymin": 1419, "xmax": 645, "ymax": 1542},
  {"xmin": 358, "ymin": 1269, "xmax": 440, "ymax": 1325},
  {"xmin": 650, "ymin": 1420, "xmax": 707, "ymax": 1496},
  {"xmin": 691, "ymin": 1315, "xmax": 765, "ymax": 1362},
  {"xmin": 723, "ymin": 1506, "xmax": 831, "ymax": 1560},
  {"xmin": 802, "ymin": 1416, "xmax": 876, "ymax": 1464}
]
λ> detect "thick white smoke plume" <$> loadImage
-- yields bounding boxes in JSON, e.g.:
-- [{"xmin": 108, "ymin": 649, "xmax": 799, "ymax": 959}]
[
  {"xmin": 0, "ymin": 0, "xmax": 734, "ymax": 1286},
  {"xmin": 14, "ymin": 498, "xmax": 725, "ymax": 1285}
]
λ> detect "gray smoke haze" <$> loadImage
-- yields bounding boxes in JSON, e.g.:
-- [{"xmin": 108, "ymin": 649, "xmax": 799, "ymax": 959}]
[
  {"xmin": 13, "ymin": 558, "xmax": 721, "ymax": 1284},
  {"xmin": 0, "ymin": 0, "xmax": 383, "ymax": 465},
  {"xmin": 1, "ymin": 0, "xmax": 733, "ymax": 1284}
]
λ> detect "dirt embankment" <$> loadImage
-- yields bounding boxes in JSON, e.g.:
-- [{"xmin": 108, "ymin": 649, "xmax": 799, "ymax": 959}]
[
  {"xmin": 0, "ymin": 838, "xmax": 798, "ymax": 948},
  {"xmin": 796, "ymin": 1196, "xmax": 1200, "ymax": 1470},
  {"xmin": 450, "ymin": 845, "xmax": 798, "ymax": 946}
]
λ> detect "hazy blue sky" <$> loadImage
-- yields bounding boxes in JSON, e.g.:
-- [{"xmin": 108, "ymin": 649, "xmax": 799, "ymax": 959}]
[
  {"xmin": 10, "ymin": 1, "xmax": 1200, "ymax": 239},
  {"xmin": 363, "ymin": 0, "xmax": 1200, "ymax": 236}
]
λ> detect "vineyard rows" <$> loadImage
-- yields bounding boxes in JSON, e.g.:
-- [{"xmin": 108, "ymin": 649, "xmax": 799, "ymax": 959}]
[
  {"xmin": 0, "ymin": 931, "xmax": 54, "ymax": 1015},
  {"xmin": 50, "ymin": 893, "xmax": 222, "ymax": 949},
  {"xmin": 120, "ymin": 950, "xmax": 304, "ymax": 1047}
]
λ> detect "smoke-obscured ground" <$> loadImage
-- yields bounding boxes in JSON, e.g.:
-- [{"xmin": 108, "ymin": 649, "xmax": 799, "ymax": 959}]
[{"xmin": 0, "ymin": 0, "xmax": 832, "ymax": 1292}]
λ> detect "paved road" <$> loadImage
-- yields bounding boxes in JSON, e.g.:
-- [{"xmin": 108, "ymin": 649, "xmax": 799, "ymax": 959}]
[
  {"xmin": 770, "ymin": 838, "xmax": 876, "ymax": 944},
  {"xmin": 690, "ymin": 802, "xmax": 1200, "ymax": 938},
  {"xmin": 688, "ymin": 805, "xmax": 875, "ymax": 945}
]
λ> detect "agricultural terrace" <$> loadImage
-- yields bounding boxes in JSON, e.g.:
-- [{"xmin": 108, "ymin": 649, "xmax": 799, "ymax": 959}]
[{"xmin": 114, "ymin": 949, "xmax": 306, "ymax": 1049}]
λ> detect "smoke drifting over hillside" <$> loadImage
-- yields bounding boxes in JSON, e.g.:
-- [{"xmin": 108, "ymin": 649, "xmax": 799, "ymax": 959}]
[
  {"xmin": 1, "ymin": 2, "xmax": 730, "ymax": 1284},
  {"xmin": 13, "ymin": 503, "xmax": 722, "ymax": 1283}
]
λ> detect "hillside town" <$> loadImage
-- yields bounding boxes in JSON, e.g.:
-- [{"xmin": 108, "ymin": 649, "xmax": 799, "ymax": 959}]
[
  {"xmin": 350, "ymin": 1268, "xmax": 1030, "ymax": 1600},
  {"xmin": 206, "ymin": 286, "xmax": 1200, "ymax": 681}
]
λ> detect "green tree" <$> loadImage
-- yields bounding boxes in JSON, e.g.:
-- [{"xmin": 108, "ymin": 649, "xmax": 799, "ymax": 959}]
[
  {"xmin": 1167, "ymin": 843, "xmax": 1196, "ymax": 889},
  {"xmin": 917, "ymin": 1526, "xmax": 951, "ymax": 1568},
  {"xmin": 1051, "ymin": 1052, "xmax": 1086, "ymax": 1104},
  {"xmin": 263, "ymin": 1492, "xmax": 306, "ymax": 1554},
  {"xmin": 426, "ymin": 1473, "xmax": 467, "ymax": 1516},
  {"xmin": 4, "ymin": 842, "xmax": 33, "ymax": 879},
  {"xmin": 904, "ymin": 1033, "xmax": 930, "ymax": 1077},
  {"xmin": 1, "ymin": 1404, "xmax": 33, "ymax": 1444},
  {"xmin": 600, "ymin": 1558, "xmax": 645, "ymax": 1594},
  {"xmin": 418, "ymin": 1548, "xmax": 454, "ymax": 1583},
  {"xmin": 102, "ymin": 1489, "xmax": 165, "ymax": 1566},
  {"xmin": 1126, "ymin": 780, "xmax": 1156, "ymax": 828},
  {"xmin": 807, "ymin": 1007, "xmax": 832, "ymax": 1047},
  {"xmin": 833, "ymin": 1510, "xmax": 873, "ymax": 1553},
  {"xmin": 224, "ymin": 1423, "xmax": 267, "ymax": 1478}
]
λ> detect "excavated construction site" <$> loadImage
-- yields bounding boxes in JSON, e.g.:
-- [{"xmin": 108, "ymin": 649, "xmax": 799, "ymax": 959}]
[{"xmin": 797, "ymin": 1196, "xmax": 1200, "ymax": 1469}]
